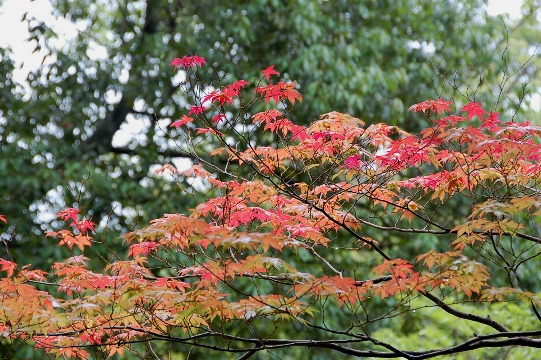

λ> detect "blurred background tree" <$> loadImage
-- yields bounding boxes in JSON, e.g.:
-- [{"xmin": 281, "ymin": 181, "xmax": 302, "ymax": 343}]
[{"xmin": 0, "ymin": 0, "xmax": 540, "ymax": 273}]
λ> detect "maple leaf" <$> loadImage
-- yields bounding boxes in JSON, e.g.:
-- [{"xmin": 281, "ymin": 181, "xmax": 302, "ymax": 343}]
[
  {"xmin": 408, "ymin": 98, "xmax": 451, "ymax": 115},
  {"xmin": 170, "ymin": 55, "xmax": 207, "ymax": 71},
  {"xmin": 188, "ymin": 105, "xmax": 206, "ymax": 116},
  {"xmin": 0, "ymin": 215, "xmax": 6, "ymax": 223},
  {"xmin": 213, "ymin": 92, "xmax": 233, "ymax": 106},
  {"xmin": 253, "ymin": 109, "xmax": 284, "ymax": 125},
  {"xmin": 480, "ymin": 111, "xmax": 501, "ymax": 132},
  {"xmin": 372, "ymin": 259, "xmax": 414, "ymax": 278},
  {"xmin": 65, "ymin": 255, "xmax": 89, "ymax": 266},
  {"xmin": 89, "ymin": 274, "xmax": 114, "ymax": 291},
  {"xmin": 154, "ymin": 277, "xmax": 190, "ymax": 291},
  {"xmin": 255, "ymin": 81, "xmax": 302, "ymax": 105},
  {"xmin": 0, "ymin": 259, "xmax": 16, "ymax": 278},
  {"xmin": 344, "ymin": 154, "xmax": 361, "ymax": 169},
  {"xmin": 261, "ymin": 117, "xmax": 297, "ymax": 135},
  {"xmin": 171, "ymin": 115, "xmax": 194, "ymax": 128},
  {"xmin": 19, "ymin": 265, "xmax": 48, "ymax": 281},
  {"xmin": 202, "ymin": 90, "xmax": 219, "ymax": 103},
  {"xmin": 203, "ymin": 90, "xmax": 233, "ymax": 106},
  {"xmin": 256, "ymin": 84, "xmax": 282, "ymax": 104},
  {"xmin": 190, "ymin": 54, "xmax": 207, "ymax": 67},
  {"xmin": 187, "ymin": 266, "xmax": 218, "ymax": 285},
  {"xmin": 107, "ymin": 345, "xmax": 126, "ymax": 358},
  {"xmin": 195, "ymin": 238, "xmax": 211, "ymax": 249},
  {"xmin": 154, "ymin": 163, "xmax": 178, "ymax": 175},
  {"xmin": 291, "ymin": 127, "xmax": 309, "ymax": 141},
  {"xmin": 72, "ymin": 218, "xmax": 96, "ymax": 234},
  {"xmin": 170, "ymin": 57, "xmax": 182, "ymax": 70},
  {"xmin": 182, "ymin": 164, "xmax": 212, "ymax": 178},
  {"xmin": 57, "ymin": 208, "xmax": 81, "ymax": 222},
  {"xmin": 195, "ymin": 128, "xmax": 223, "ymax": 136},
  {"xmin": 34, "ymin": 336, "xmax": 55, "ymax": 351},
  {"xmin": 228, "ymin": 79, "xmax": 249, "ymax": 93},
  {"xmin": 262, "ymin": 65, "xmax": 279, "ymax": 81},
  {"xmin": 53, "ymin": 230, "xmax": 93, "ymax": 251},
  {"xmin": 80, "ymin": 331, "xmax": 102, "ymax": 345},
  {"xmin": 212, "ymin": 114, "xmax": 227, "ymax": 123},
  {"xmin": 203, "ymin": 80, "xmax": 249, "ymax": 107},
  {"xmin": 280, "ymin": 81, "xmax": 302, "ymax": 104},
  {"xmin": 461, "ymin": 101, "xmax": 487, "ymax": 120},
  {"xmin": 128, "ymin": 242, "xmax": 160, "ymax": 257},
  {"xmin": 55, "ymin": 348, "xmax": 91, "ymax": 360},
  {"xmin": 437, "ymin": 115, "xmax": 465, "ymax": 126}
]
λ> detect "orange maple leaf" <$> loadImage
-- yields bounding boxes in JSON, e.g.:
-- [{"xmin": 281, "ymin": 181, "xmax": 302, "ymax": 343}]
[{"xmin": 0, "ymin": 259, "xmax": 16, "ymax": 278}]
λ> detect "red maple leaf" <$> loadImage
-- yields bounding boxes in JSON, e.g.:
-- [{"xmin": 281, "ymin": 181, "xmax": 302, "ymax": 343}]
[
  {"xmin": 128, "ymin": 242, "xmax": 160, "ymax": 257},
  {"xmin": 263, "ymin": 118, "xmax": 296, "ymax": 135},
  {"xmin": 80, "ymin": 331, "xmax": 103, "ymax": 345},
  {"xmin": 446, "ymin": 115, "xmax": 465, "ymax": 125},
  {"xmin": 461, "ymin": 102, "xmax": 487, "ymax": 120},
  {"xmin": 212, "ymin": 114, "xmax": 227, "ymax": 123},
  {"xmin": 190, "ymin": 55, "xmax": 207, "ymax": 67},
  {"xmin": 72, "ymin": 219, "xmax": 96, "ymax": 234},
  {"xmin": 480, "ymin": 111, "xmax": 501, "ymax": 131},
  {"xmin": 203, "ymin": 90, "xmax": 233, "ymax": 106},
  {"xmin": 203, "ymin": 80, "xmax": 249, "ymax": 107},
  {"xmin": 256, "ymin": 84, "xmax": 282, "ymax": 104},
  {"xmin": 195, "ymin": 238, "xmax": 211, "ymax": 249},
  {"xmin": 227, "ymin": 79, "xmax": 249, "ymax": 93},
  {"xmin": 170, "ymin": 57, "xmax": 182, "ymax": 70},
  {"xmin": 188, "ymin": 105, "xmax": 206, "ymax": 116},
  {"xmin": 0, "ymin": 259, "xmax": 16, "ymax": 278},
  {"xmin": 57, "ymin": 208, "xmax": 81, "ymax": 222},
  {"xmin": 312, "ymin": 132, "xmax": 329, "ymax": 142},
  {"xmin": 262, "ymin": 65, "xmax": 279, "ymax": 81},
  {"xmin": 253, "ymin": 110, "xmax": 283, "ymax": 125},
  {"xmin": 171, "ymin": 115, "xmax": 194, "ymax": 128},
  {"xmin": 408, "ymin": 98, "xmax": 451, "ymax": 115},
  {"xmin": 0, "ymin": 215, "xmax": 6, "ymax": 224},
  {"xmin": 170, "ymin": 55, "xmax": 207, "ymax": 71},
  {"xmin": 344, "ymin": 154, "xmax": 362, "ymax": 169},
  {"xmin": 89, "ymin": 275, "xmax": 114, "ymax": 291}
]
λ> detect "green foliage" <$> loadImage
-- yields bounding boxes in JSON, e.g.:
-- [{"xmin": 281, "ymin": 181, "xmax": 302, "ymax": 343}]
[{"xmin": 372, "ymin": 296, "xmax": 540, "ymax": 359}]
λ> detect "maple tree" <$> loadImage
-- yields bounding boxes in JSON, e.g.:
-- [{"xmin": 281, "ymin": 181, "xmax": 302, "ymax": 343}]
[
  {"xmin": 5, "ymin": 0, "xmax": 538, "ymax": 284},
  {"xmin": 2, "ymin": 57, "xmax": 541, "ymax": 359}
]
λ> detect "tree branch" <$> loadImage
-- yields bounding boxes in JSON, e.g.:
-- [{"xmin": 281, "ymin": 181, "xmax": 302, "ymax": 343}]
[
  {"xmin": 422, "ymin": 292, "xmax": 509, "ymax": 332},
  {"xmin": 39, "ymin": 326, "xmax": 541, "ymax": 359}
]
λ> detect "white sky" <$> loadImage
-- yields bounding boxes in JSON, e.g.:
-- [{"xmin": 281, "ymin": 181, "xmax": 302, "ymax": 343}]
[
  {"xmin": 487, "ymin": 0, "xmax": 523, "ymax": 18},
  {"xmin": 0, "ymin": 0, "xmax": 69, "ymax": 83}
]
